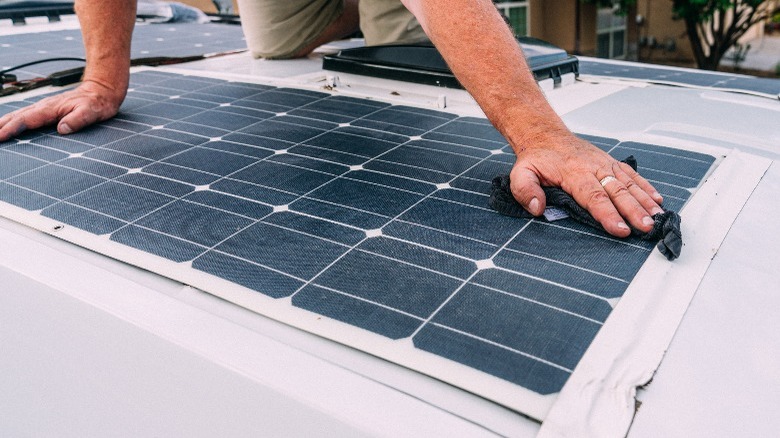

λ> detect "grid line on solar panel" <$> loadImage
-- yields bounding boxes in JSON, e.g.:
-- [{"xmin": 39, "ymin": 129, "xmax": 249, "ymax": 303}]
[
  {"xmin": 0, "ymin": 71, "xmax": 717, "ymax": 398},
  {"xmin": 501, "ymin": 247, "xmax": 630, "ymax": 285},
  {"xmin": 429, "ymin": 321, "xmax": 576, "ymax": 372}
]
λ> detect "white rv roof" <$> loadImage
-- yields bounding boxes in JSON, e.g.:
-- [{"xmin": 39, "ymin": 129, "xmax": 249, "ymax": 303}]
[{"xmin": 1, "ymin": 18, "xmax": 779, "ymax": 438}]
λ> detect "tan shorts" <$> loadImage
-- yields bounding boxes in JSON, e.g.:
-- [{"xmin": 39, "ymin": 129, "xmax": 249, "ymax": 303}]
[{"xmin": 236, "ymin": 0, "xmax": 427, "ymax": 59}]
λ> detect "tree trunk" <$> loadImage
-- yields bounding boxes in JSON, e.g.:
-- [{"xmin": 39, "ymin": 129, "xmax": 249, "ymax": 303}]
[{"xmin": 678, "ymin": 0, "xmax": 768, "ymax": 71}]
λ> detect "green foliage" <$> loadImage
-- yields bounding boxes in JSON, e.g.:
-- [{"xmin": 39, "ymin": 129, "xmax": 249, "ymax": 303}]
[
  {"xmin": 670, "ymin": 0, "xmax": 766, "ymax": 22},
  {"xmin": 676, "ymin": 0, "xmax": 770, "ymax": 69}
]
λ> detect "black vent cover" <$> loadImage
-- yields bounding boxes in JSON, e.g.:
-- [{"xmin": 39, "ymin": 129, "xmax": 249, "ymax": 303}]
[{"xmin": 323, "ymin": 37, "xmax": 579, "ymax": 88}]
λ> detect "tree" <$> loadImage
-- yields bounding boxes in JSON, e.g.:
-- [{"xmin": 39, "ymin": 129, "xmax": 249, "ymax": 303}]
[
  {"xmin": 672, "ymin": 0, "xmax": 771, "ymax": 70},
  {"xmin": 593, "ymin": 0, "xmax": 771, "ymax": 70}
]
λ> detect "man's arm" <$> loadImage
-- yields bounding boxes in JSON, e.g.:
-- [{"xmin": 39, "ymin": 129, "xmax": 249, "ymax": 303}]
[
  {"xmin": 401, "ymin": 0, "xmax": 664, "ymax": 237},
  {"xmin": 0, "ymin": 0, "xmax": 136, "ymax": 140}
]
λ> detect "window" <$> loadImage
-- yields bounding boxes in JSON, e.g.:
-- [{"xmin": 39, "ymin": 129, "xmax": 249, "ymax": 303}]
[
  {"xmin": 494, "ymin": 1, "xmax": 530, "ymax": 37},
  {"xmin": 596, "ymin": 7, "xmax": 627, "ymax": 59}
]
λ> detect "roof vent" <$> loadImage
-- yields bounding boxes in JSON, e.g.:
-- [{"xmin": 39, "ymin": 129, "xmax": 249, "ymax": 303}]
[{"xmin": 323, "ymin": 37, "xmax": 579, "ymax": 89}]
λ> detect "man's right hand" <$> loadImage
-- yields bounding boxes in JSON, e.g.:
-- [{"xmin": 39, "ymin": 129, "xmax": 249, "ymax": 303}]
[{"xmin": 0, "ymin": 79, "xmax": 126, "ymax": 142}]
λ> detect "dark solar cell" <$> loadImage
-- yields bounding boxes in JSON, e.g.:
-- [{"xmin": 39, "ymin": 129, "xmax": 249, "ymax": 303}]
[
  {"xmin": 291, "ymin": 197, "xmax": 389, "ymax": 230},
  {"xmin": 59, "ymin": 157, "xmax": 128, "ymax": 179},
  {"xmin": 357, "ymin": 236, "xmax": 477, "ymax": 280},
  {"xmin": 0, "ymin": 71, "xmax": 716, "ymax": 406},
  {"xmin": 239, "ymin": 120, "xmax": 327, "ymax": 143},
  {"xmin": 194, "ymin": 252, "xmax": 303, "ymax": 299},
  {"xmin": 103, "ymin": 134, "xmax": 193, "ymax": 161},
  {"xmin": 66, "ymin": 181, "xmax": 172, "ymax": 222},
  {"xmin": 264, "ymin": 211, "xmax": 366, "ymax": 246},
  {"xmin": 0, "ymin": 150, "xmax": 48, "ymax": 179},
  {"xmin": 184, "ymin": 190, "xmax": 273, "ymax": 220},
  {"xmin": 492, "ymin": 250, "xmax": 628, "ymax": 300},
  {"xmin": 134, "ymin": 102, "xmax": 204, "ymax": 119},
  {"xmin": 136, "ymin": 200, "xmax": 253, "ymax": 247},
  {"xmin": 111, "ymin": 225, "xmax": 205, "ymax": 262},
  {"xmin": 313, "ymin": 249, "xmax": 462, "ymax": 318},
  {"xmin": 293, "ymin": 285, "xmax": 422, "ymax": 339},
  {"xmin": 353, "ymin": 106, "xmax": 455, "ymax": 136},
  {"xmin": 42, "ymin": 202, "xmax": 126, "ymax": 235},
  {"xmin": 143, "ymin": 162, "xmax": 220, "ymax": 185},
  {"xmin": 215, "ymin": 222, "xmax": 348, "ymax": 279},
  {"xmin": 200, "ymin": 140, "xmax": 275, "ymax": 159},
  {"xmin": 116, "ymin": 172, "xmax": 195, "ymax": 197},
  {"xmin": 211, "ymin": 178, "xmax": 297, "ymax": 206},
  {"xmin": 414, "ymin": 323, "xmax": 571, "ymax": 395},
  {"xmin": 163, "ymin": 121, "xmax": 229, "ymax": 138},
  {"xmin": 308, "ymin": 178, "xmax": 422, "ymax": 217},
  {"xmin": 231, "ymin": 160, "xmax": 334, "ymax": 195},
  {"xmin": 428, "ymin": 283, "xmax": 601, "ymax": 371},
  {"xmin": 30, "ymin": 135, "xmax": 95, "ymax": 154},
  {"xmin": 3, "ymin": 143, "xmax": 69, "ymax": 162},
  {"xmin": 0, "ymin": 182, "xmax": 57, "ymax": 210},
  {"xmin": 162, "ymin": 147, "xmax": 257, "ymax": 176},
  {"xmin": 8, "ymin": 165, "xmax": 105, "ymax": 199},
  {"xmin": 182, "ymin": 110, "xmax": 260, "ymax": 131}
]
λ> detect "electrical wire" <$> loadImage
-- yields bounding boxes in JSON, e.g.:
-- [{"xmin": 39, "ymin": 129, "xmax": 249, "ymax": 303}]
[
  {"xmin": 0, "ymin": 49, "xmax": 247, "ymax": 97},
  {"xmin": 0, "ymin": 57, "xmax": 86, "ymax": 77}
]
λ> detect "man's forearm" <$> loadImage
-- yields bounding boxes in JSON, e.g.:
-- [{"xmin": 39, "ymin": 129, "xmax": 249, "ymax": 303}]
[
  {"xmin": 400, "ymin": 0, "xmax": 570, "ymax": 155},
  {"xmin": 76, "ymin": 0, "xmax": 137, "ymax": 97},
  {"xmin": 401, "ymin": 0, "xmax": 664, "ymax": 237}
]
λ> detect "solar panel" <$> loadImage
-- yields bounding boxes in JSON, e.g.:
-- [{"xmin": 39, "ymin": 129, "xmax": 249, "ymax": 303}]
[
  {"xmin": 579, "ymin": 59, "xmax": 780, "ymax": 97},
  {"xmin": 0, "ymin": 22, "xmax": 246, "ymax": 79},
  {"xmin": 0, "ymin": 70, "xmax": 716, "ymax": 416}
]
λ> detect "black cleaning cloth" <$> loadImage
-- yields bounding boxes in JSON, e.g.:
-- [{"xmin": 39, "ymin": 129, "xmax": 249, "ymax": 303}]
[{"xmin": 489, "ymin": 156, "xmax": 682, "ymax": 261}]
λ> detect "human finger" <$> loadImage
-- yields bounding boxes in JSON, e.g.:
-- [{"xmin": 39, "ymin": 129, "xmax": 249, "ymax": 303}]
[
  {"xmin": 0, "ymin": 103, "xmax": 61, "ymax": 141},
  {"xmin": 0, "ymin": 112, "xmax": 28, "ymax": 142},
  {"xmin": 57, "ymin": 98, "xmax": 109, "ymax": 135},
  {"xmin": 569, "ymin": 172, "xmax": 631, "ymax": 237},
  {"xmin": 617, "ymin": 161, "xmax": 663, "ymax": 205},
  {"xmin": 509, "ymin": 164, "xmax": 546, "ymax": 216},
  {"xmin": 599, "ymin": 171, "xmax": 655, "ymax": 233},
  {"xmin": 613, "ymin": 162, "xmax": 664, "ymax": 216}
]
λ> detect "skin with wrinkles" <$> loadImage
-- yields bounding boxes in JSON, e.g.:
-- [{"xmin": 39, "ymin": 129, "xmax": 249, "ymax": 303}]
[{"xmin": 0, "ymin": 0, "xmax": 663, "ymax": 237}]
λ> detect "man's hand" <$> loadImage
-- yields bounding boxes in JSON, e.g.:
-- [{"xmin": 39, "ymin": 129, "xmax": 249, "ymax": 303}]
[
  {"xmin": 0, "ymin": 0, "xmax": 138, "ymax": 142},
  {"xmin": 402, "ymin": 0, "xmax": 665, "ymax": 237},
  {"xmin": 0, "ymin": 80, "xmax": 125, "ymax": 142},
  {"xmin": 509, "ymin": 133, "xmax": 664, "ymax": 237}
]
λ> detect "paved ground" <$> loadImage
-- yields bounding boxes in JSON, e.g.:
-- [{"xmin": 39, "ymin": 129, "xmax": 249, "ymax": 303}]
[{"xmin": 722, "ymin": 34, "xmax": 780, "ymax": 73}]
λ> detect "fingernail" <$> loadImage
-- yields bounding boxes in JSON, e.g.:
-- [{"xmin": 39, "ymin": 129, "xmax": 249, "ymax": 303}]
[
  {"xmin": 59, "ymin": 123, "xmax": 72, "ymax": 135},
  {"xmin": 652, "ymin": 191, "xmax": 662, "ymax": 199},
  {"xmin": 642, "ymin": 216, "xmax": 655, "ymax": 227},
  {"xmin": 651, "ymin": 206, "xmax": 664, "ymax": 215},
  {"xmin": 617, "ymin": 222, "xmax": 629, "ymax": 231},
  {"xmin": 529, "ymin": 197, "xmax": 540, "ymax": 215}
]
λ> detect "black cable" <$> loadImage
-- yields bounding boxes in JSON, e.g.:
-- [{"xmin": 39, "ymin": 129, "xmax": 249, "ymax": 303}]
[
  {"xmin": 0, "ymin": 57, "xmax": 86, "ymax": 76},
  {"xmin": 0, "ymin": 49, "xmax": 247, "ymax": 97}
]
